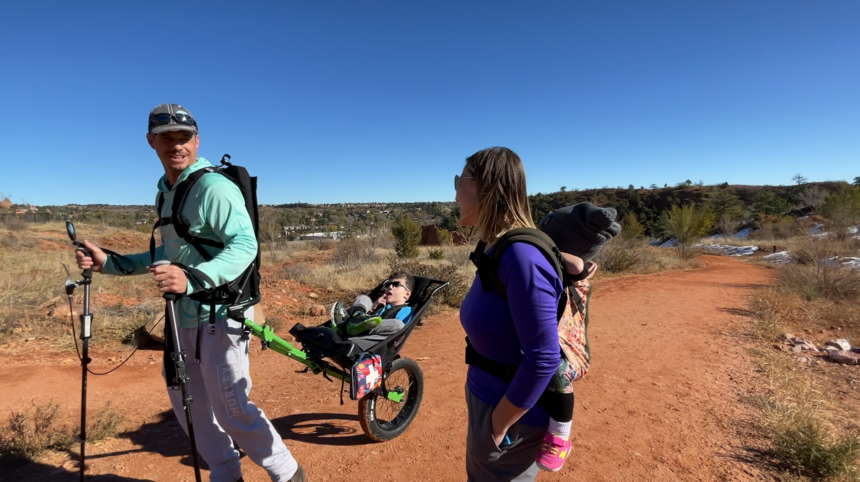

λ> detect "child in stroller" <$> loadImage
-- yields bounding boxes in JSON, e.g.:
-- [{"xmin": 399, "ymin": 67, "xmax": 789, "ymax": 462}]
[{"xmin": 329, "ymin": 271, "xmax": 416, "ymax": 339}]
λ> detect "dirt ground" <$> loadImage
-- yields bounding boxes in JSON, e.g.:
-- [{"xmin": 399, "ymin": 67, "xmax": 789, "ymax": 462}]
[{"xmin": 0, "ymin": 255, "xmax": 774, "ymax": 481}]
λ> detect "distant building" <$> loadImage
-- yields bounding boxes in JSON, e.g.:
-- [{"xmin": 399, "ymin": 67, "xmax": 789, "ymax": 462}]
[{"xmin": 299, "ymin": 231, "xmax": 342, "ymax": 241}]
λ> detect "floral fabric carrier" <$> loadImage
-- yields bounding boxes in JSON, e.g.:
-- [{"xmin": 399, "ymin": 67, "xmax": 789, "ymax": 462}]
[{"xmin": 555, "ymin": 262, "xmax": 598, "ymax": 390}]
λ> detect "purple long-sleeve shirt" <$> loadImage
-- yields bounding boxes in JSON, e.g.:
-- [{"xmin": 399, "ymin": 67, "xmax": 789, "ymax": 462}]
[{"xmin": 460, "ymin": 242, "xmax": 563, "ymax": 427}]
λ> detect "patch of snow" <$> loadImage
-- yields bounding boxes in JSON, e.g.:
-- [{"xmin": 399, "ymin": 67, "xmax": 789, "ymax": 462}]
[
  {"xmin": 810, "ymin": 226, "xmax": 859, "ymax": 239},
  {"xmin": 763, "ymin": 251, "xmax": 793, "ymax": 264},
  {"xmin": 693, "ymin": 243, "xmax": 759, "ymax": 257},
  {"xmin": 659, "ymin": 238, "xmax": 677, "ymax": 248},
  {"xmin": 733, "ymin": 228, "xmax": 751, "ymax": 239},
  {"xmin": 821, "ymin": 256, "xmax": 860, "ymax": 269},
  {"xmin": 841, "ymin": 257, "xmax": 860, "ymax": 269},
  {"xmin": 808, "ymin": 223, "xmax": 825, "ymax": 235}
]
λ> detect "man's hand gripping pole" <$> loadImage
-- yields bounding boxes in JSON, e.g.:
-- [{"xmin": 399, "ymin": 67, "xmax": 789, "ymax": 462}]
[{"xmin": 151, "ymin": 260, "xmax": 202, "ymax": 482}]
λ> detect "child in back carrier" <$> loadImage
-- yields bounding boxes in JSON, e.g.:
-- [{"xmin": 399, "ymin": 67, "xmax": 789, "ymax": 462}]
[{"xmin": 534, "ymin": 202, "xmax": 621, "ymax": 472}]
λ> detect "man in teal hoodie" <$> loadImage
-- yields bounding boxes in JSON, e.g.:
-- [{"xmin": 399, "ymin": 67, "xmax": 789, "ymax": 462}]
[{"xmin": 75, "ymin": 104, "xmax": 304, "ymax": 482}]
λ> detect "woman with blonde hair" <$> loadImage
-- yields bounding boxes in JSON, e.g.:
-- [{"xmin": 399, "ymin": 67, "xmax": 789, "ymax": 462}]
[{"xmin": 456, "ymin": 147, "xmax": 564, "ymax": 481}]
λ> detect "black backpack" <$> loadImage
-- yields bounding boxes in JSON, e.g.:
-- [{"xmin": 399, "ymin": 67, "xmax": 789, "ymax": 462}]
[
  {"xmin": 150, "ymin": 154, "xmax": 261, "ymax": 318},
  {"xmin": 465, "ymin": 228, "xmax": 592, "ymax": 383}
]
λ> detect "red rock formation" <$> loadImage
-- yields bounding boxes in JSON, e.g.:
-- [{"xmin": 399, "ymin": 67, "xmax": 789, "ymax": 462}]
[{"xmin": 421, "ymin": 225, "xmax": 439, "ymax": 246}]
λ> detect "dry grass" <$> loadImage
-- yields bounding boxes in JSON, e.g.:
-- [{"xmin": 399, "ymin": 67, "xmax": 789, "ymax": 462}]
[
  {"xmin": 594, "ymin": 239, "xmax": 700, "ymax": 276},
  {"xmin": 278, "ymin": 257, "xmax": 389, "ymax": 294},
  {"xmin": 0, "ymin": 400, "xmax": 125, "ymax": 469},
  {"xmin": 0, "ymin": 223, "xmax": 164, "ymax": 348},
  {"xmin": 0, "ymin": 223, "xmax": 708, "ymax": 349},
  {"xmin": 277, "ymin": 241, "xmax": 475, "ymax": 310},
  {"xmin": 778, "ymin": 264, "xmax": 860, "ymax": 304},
  {"xmin": 747, "ymin": 284, "xmax": 860, "ymax": 480},
  {"xmin": 0, "ymin": 218, "xmax": 29, "ymax": 232},
  {"xmin": 387, "ymin": 249, "xmax": 474, "ymax": 309},
  {"xmin": 87, "ymin": 402, "xmax": 125, "ymax": 442},
  {"xmin": 0, "ymin": 401, "xmax": 75, "ymax": 468}
]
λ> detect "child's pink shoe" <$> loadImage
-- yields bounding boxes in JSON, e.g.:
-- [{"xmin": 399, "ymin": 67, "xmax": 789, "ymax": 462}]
[{"xmin": 535, "ymin": 432, "xmax": 571, "ymax": 472}]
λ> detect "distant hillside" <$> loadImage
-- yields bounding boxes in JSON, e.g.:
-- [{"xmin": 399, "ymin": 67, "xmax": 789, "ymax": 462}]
[
  {"xmin": 12, "ymin": 180, "xmax": 856, "ymax": 238},
  {"xmin": 528, "ymin": 181, "xmax": 846, "ymax": 237}
]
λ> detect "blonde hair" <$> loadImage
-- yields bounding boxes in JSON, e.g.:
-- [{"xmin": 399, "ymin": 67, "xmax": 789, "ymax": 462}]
[{"xmin": 465, "ymin": 147, "xmax": 535, "ymax": 244}]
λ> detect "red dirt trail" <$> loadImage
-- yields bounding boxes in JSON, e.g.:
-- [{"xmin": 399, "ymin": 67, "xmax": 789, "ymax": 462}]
[{"xmin": 0, "ymin": 255, "xmax": 772, "ymax": 481}]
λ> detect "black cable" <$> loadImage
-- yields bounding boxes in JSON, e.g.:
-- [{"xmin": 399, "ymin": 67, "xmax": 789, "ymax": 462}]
[{"xmin": 67, "ymin": 296, "xmax": 163, "ymax": 376}]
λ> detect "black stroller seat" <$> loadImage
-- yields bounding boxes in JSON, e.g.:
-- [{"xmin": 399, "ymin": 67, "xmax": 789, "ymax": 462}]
[{"xmin": 289, "ymin": 276, "xmax": 448, "ymax": 370}]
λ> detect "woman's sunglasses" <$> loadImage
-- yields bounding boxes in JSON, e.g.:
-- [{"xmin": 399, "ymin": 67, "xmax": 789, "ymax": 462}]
[{"xmin": 454, "ymin": 174, "xmax": 473, "ymax": 191}]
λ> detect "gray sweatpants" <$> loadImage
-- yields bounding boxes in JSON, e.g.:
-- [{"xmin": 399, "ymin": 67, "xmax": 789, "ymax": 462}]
[
  {"xmin": 163, "ymin": 310, "xmax": 298, "ymax": 482},
  {"xmin": 465, "ymin": 387, "xmax": 546, "ymax": 482}
]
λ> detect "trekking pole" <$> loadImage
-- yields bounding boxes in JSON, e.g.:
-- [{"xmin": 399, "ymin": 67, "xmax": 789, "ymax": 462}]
[
  {"xmin": 61, "ymin": 222, "xmax": 93, "ymax": 482},
  {"xmin": 151, "ymin": 260, "xmax": 202, "ymax": 482}
]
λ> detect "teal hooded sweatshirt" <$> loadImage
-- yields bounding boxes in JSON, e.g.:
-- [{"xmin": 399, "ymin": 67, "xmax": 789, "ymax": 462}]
[{"xmin": 101, "ymin": 158, "xmax": 258, "ymax": 329}]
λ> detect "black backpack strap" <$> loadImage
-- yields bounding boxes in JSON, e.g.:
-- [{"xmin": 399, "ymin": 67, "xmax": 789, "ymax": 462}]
[
  {"xmin": 378, "ymin": 304, "xmax": 406, "ymax": 320},
  {"xmin": 150, "ymin": 192, "xmax": 167, "ymax": 263},
  {"xmin": 490, "ymin": 229, "xmax": 566, "ymax": 291},
  {"xmin": 469, "ymin": 240, "xmax": 506, "ymax": 296},
  {"xmin": 464, "ymin": 337, "xmax": 518, "ymax": 383},
  {"xmin": 149, "ymin": 168, "xmax": 229, "ymax": 264},
  {"xmin": 472, "ymin": 228, "xmax": 568, "ymax": 319},
  {"xmin": 170, "ymin": 168, "xmax": 224, "ymax": 262}
]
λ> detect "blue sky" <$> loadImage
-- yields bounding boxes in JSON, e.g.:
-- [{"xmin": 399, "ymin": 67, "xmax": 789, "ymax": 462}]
[{"xmin": 1, "ymin": 1, "xmax": 857, "ymax": 206}]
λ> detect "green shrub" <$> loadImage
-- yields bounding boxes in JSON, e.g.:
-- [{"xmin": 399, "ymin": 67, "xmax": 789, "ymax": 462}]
[
  {"xmin": 428, "ymin": 248, "xmax": 445, "ymax": 260},
  {"xmin": 620, "ymin": 213, "xmax": 644, "ymax": 240},
  {"xmin": 772, "ymin": 418, "xmax": 860, "ymax": 480},
  {"xmin": 392, "ymin": 215, "xmax": 420, "ymax": 258},
  {"xmin": 436, "ymin": 229, "xmax": 451, "ymax": 246},
  {"xmin": 666, "ymin": 204, "xmax": 714, "ymax": 259},
  {"xmin": 822, "ymin": 184, "xmax": 860, "ymax": 240}
]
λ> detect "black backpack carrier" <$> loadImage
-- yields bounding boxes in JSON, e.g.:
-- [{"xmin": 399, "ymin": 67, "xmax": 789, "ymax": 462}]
[
  {"xmin": 149, "ymin": 154, "xmax": 261, "ymax": 332},
  {"xmin": 466, "ymin": 228, "xmax": 592, "ymax": 384}
]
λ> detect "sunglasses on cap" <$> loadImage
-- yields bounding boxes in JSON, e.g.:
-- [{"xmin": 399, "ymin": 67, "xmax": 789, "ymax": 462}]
[
  {"xmin": 383, "ymin": 280, "xmax": 409, "ymax": 291},
  {"xmin": 149, "ymin": 112, "xmax": 197, "ymax": 132},
  {"xmin": 454, "ymin": 174, "xmax": 473, "ymax": 191}
]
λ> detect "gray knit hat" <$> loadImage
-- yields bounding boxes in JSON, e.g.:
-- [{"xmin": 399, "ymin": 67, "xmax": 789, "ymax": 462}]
[{"xmin": 538, "ymin": 202, "xmax": 622, "ymax": 263}]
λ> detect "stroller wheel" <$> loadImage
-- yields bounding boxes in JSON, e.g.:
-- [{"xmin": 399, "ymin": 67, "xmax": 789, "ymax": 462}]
[{"xmin": 358, "ymin": 358, "xmax": 423, "ymax": 442}]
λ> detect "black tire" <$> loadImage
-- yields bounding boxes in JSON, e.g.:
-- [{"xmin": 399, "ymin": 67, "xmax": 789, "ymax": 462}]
[{"xmin": 358, "ymin": 357, "xmax": 423, "ymax": 442}]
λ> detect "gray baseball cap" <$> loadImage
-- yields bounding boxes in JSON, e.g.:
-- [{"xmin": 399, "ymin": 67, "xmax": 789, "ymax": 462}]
[{"xmin": 148, "ymin": 104, "xmax": 198, "ymax": 135}]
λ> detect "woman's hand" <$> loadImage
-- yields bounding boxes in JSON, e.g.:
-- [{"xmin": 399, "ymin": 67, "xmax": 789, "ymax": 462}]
[{"xmin": 491, "ymin": 396, "xmax": 528, "ymax": 447}]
